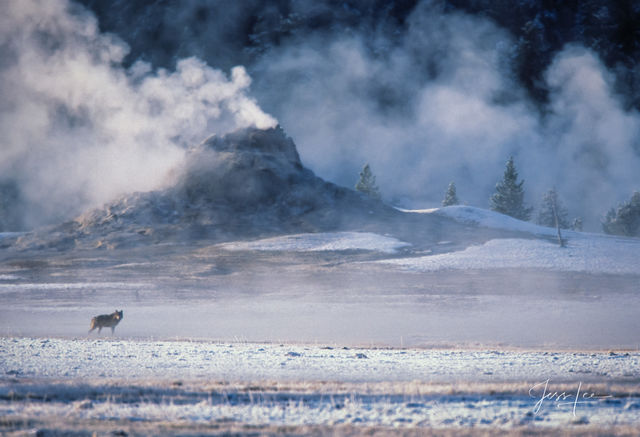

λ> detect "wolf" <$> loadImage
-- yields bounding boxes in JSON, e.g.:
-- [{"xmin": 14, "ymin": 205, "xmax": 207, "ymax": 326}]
[{"xmin": 89, "ymin": 310, "xmax": 123, "ymax": 334}]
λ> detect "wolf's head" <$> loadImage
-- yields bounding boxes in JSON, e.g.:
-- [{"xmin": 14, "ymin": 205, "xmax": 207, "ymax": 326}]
[{"xmin": 114, "ymin": 310, "xmax": 123, "ymax": 320}]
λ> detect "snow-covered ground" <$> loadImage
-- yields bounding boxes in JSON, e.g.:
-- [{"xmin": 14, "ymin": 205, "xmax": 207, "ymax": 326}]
[
  {"xmin": 211, "ymin": 207, "xmax": 640, "ymax": 274},
  {"xmin": 5, "ymin": 337, "xmax": 639, "ymax": 382},
  {"xmin": 219, "ymin": 231, "xmax": 410, "ymax": 253},
  {"xmin": 383, "ymin": 206, "xmax": 640, "ymax": 274},
  {"xmin": 413, "ymin": 205, "xmax": 565, "ymax": 236},
  {"xmin": 1, "ymin": 206, "xmax": 639, "ymax": 348},
  {"xmin": 400, "ymin": 205, "xmax": 573, "ymax": 237},
  {"xmin": 2, "ymin": 207, "xmax": 639, "ymax": 434},
  {"xmin": 381, "ymin": 236, "xmax": 640, "ymax": 274},
  {"xmin": 2, "ymin": 337, "xmax": 639, "ymax": 434}
]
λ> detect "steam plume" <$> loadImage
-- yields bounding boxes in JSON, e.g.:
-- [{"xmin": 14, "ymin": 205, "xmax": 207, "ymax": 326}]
[
  {"xmin": 0, "ymin": 0, "xmax": 276, "ymax": 228},
  {"xmin": 250, "ymin": 3, "xmax": 640, "ymax": 229}
]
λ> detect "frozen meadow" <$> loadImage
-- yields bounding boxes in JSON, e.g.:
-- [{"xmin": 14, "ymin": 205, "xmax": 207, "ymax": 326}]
[{"xmin": 2, "ymin": 337, "xmax": 640, "ymax": 435}]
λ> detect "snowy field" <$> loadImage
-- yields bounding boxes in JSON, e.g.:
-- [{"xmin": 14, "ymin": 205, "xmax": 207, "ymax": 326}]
[
  {"xmin": 2, "ymin": 337, "xmax": 640, "ymax": 435},
  {"xmin": 215, "ymin": 207, "xmax": 640, "ymax": 275},
  {"xmin": 381, "ymin": 236, "xmax": 640, "ymax": 274},
  {"xmin": 388, "ymin": 206, "xmax": 640, "ymax": 274}
]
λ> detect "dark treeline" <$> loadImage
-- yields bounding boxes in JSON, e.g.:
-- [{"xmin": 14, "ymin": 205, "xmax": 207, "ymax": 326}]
[{"xmin": 79, "ymin": 0, "xmax": 640, "ymax": 110}]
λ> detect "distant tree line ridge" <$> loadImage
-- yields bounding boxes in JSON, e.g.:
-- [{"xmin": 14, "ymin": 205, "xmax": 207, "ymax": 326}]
[{"xmin": 355, "ymin": 158, "xmax": 639, "ymax": 237}]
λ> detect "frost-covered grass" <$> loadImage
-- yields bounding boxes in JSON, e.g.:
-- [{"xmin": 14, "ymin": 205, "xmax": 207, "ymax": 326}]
[
  {"xmin": 2, "ymin": 337, "xmax": 639, "ymax": 382},
  {"xmin": 2, "ymin": 382, "xmax": 639, "ymax": 432},
  {"xmin": 218, "ymin": 231, "xmax": 410, "ymax": 253},
  {"xmin": 1, "ymin": 337, "xmax": 639, "ymax": 435}
]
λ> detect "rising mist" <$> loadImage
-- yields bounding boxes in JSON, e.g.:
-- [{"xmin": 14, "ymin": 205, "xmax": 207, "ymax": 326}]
[
  {"xmin": 0, "ymin": 0, "xmax": 276, "ymax": 229},
  {"xmin": 2, "ymin": 0, "xmax": 639, "ymax": 231},
  {"xmin": 250, "ymin": 3, "xmax": 640, "ymax": 230}
]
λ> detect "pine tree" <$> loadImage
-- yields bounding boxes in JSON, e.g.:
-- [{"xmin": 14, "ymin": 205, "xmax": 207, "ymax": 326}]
[
  {"xmin": 442, "ymin": 182, "xmax": 459, "ymax": 206},
  {"xmin": 602, "ymin": 191, "xmax": 640, "ymax": 236},
  {"xmin": 489, "ymin": 156, "xmax": 532, "ymax": 221},
  {"xmin": 536, "ymin": 188, "xmax": 570, "ymax": 229},
  {"xmin": 355, "ymin": 163, "xmax": 381, "ymax": 200}
]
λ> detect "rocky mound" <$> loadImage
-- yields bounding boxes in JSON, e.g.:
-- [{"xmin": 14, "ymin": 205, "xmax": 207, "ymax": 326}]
[
  {"xmin": 7, "ymin": 126, "xmax": 530, "ymax": 253},
  {"xmin": 16, "ymin": 127, "xmax": 399, "ymax": 250}
]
